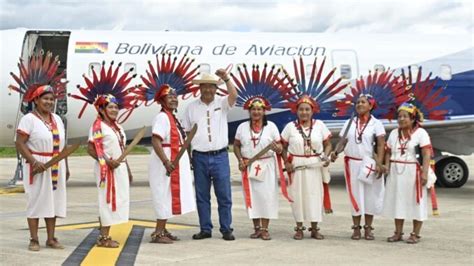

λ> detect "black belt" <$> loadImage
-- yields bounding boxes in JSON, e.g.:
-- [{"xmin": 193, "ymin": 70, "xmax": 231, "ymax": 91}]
[{"xmin": 193, "ymin": 148, "xmax": 227, "ymax": 155}]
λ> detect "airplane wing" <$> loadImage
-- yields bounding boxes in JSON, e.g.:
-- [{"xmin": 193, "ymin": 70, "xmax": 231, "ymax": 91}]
[
  {"xmin": 416, "ymin": 117, "xmax": 474, "ymax": 155},
  {"xmin": 325, "ymin": 116, "xmax": 474, "ymax": 156}
]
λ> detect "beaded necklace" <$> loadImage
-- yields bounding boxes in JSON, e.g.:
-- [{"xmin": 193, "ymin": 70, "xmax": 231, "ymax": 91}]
[
  {"xmin": 32, "ymin": 111, "xmax": 61, "ymax": 190},
  {"xmin": 355, "ymin": 115, "xmax": 371, "ymax": 143},
  {"xmin": 295, "ymin": 119, "xmax": 314, "ymax": 156}
]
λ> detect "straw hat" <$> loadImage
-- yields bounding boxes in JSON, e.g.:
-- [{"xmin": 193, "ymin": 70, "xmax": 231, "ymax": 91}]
[{"xmin": 192, "ymin": 73, "xmax": 224, "ymax": 85}]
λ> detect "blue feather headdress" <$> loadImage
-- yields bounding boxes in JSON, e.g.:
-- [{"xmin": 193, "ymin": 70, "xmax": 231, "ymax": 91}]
[
  {"xmin": 282, "ymin": 57, "xmax": 348, "ymax": 114},
  {"xmin": 137, "ymin": 53, "xmax": 199, "ymax": 105},
  {"xmin": 71, "ymin": 61, "xmax": 141, "ymax": 122},
  {"xmin": 400, "ymin": 66, "xmax": 450, "ymax": 120},
  {"xmin": 335, "ymin": 70, "xmax": 408, "ymax": 120},
  {"xmin": 231, "ymin": 63, "xmax": 294, "ymax": 110}
]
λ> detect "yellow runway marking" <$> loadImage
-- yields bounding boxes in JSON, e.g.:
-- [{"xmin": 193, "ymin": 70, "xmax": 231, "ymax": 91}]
[
  {"xmin": 80, "ymin": 222, "xmax": 131, "ymax": 266},
  {"xmin": 0, "ymin": 186, "xmax": 24, "ymax": 195},
  {"xmin": 58, "ymin": 219, "xmax": 194, "ymax": 265}
]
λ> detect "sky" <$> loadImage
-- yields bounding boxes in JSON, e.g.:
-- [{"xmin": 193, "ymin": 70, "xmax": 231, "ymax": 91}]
[{"xmin": 0, "ymin": 0, "xmax": 472, "ymax": 34}]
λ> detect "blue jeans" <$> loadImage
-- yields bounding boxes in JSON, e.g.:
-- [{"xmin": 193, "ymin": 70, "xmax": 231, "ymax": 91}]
[{"xmin": 192, "ymin": 150, "xmax": 233, "ymax": 234}]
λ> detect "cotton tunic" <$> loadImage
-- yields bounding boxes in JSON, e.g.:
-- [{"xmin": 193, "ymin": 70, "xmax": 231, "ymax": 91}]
[
  {"xmin": 383, "ymin": 128, "xmax": 431, "ymax": 221},
  {"xmin": 281, "ymin": 120, "xmax": 331, "ymax": 222},
  {"xmin": 149, "ymin": 112, "xmax": 196, "ymax": 219},
  {"xmin": 340, "ymin": 115, "xmax": 386, "ymax": 216},
  {"xmin": 88, "ymin": 121, "xmax": 130, "ymax": 226},
  {"xmin": 235, "ymin": 121, "xmax": 280, "ymax": 219},
  {"xmin": 18, "ymin": 113, "xmax": 67, "ymax": 218}
]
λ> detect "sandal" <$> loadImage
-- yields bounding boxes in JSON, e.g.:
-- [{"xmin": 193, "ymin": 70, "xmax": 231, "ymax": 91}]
[
  {"xmin": 406, "ymin": 232, "xmax": 421, "ymax": 244},
  {"xmin": 293, "ymin": 226, "xmax": 306, "ymax": 240},
  {"xmin": 363, "ymin": 225, "xmax": 375, "ymax": 240},
  {"xmin": 250, "ymin": 226, "xmax": 262, "ymax": 239},
  {"xmin": 260, "ymin": 228, "xmax": 271, "ymax": 241},
  {"xmin": 164, "ymin": 229, "xmax": 179, "ymax": 241},
  {"xmin": 309, "ymin": 227, "xmax": 325, "ymax": 240},
  {"xmin": 45, "ymin": 237, "xmax": 64, "ymax": 249},
  {"xmin": 150, "ymin": 231, "xmax": 173, "ymax": 244},
  {"xmin": 387, "ymin": 231, "xmax": 404, "ymax": 242},
  {"xmin": 351, "ymin": 225, "xmax": 362, "ymax": 240},
  {"xmin": 96, "ymin": 235, "xmax": 119, "ymax": 248},
  {"xmin": 28, "ymin": 238, "xmax": 40, "ymax": 252}
]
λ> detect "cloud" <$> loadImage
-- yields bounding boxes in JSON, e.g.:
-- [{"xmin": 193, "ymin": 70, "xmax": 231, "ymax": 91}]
[{"xmin": 0, "ymin": 0, "xmax": 471, "ymax": 34}]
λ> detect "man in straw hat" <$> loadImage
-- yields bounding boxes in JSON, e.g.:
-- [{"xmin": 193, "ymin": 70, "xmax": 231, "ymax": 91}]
[{"xmin": 183, "ymin": 69, "xmax": 237, "ymax": 241}]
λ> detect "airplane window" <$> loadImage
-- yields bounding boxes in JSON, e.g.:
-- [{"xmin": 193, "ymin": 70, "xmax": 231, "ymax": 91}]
[
  {"xmin": 374, "ymin": 64, "xmax": 385, "ymax": 73},
  {"xmin": 440, "ymin": 64, "xmax": 452, "ymax": 81},
  {"xmin": 200, "ymin": 63, "xmax": 210, "ymax": 74},
  {"xmin": 340, "ymin": 64, "xmax": 352, "ymax": 79},
  {"xmin": 88, "ymin": 62, "xmax": 101, "ymax": 77},
  {"xmin": 124, "ymin": 63, "xmax": 136, "ymax": 76}
]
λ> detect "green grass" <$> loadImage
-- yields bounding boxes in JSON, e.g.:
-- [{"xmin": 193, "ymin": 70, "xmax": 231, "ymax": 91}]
[
  {"xmin": 0, "ymin": 145, "xmax": 150, "ymax": 158},
  {"xmin": 0, "ymin": 147, "xmax": 18, "ymax": 158}
]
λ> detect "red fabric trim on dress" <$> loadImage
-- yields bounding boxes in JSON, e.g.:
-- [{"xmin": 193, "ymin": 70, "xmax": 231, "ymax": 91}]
[
  {"xmin": 164, "ymin": 110, "xmax": 182, "ymax": 215},
  {"xmin": 344, "ymin": 156, "xmax": 361, "ymax": 212}
]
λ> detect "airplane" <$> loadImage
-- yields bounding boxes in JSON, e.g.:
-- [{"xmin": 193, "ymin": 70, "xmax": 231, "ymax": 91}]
[{"xmin": 0, "ymin": 28, "xmax": 473, "ymax": 188}]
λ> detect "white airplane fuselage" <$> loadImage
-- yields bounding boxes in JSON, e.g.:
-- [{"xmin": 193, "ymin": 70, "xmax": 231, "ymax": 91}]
[{"xmin": 1, "ymin": 29, "xmax": 473, "ymax": 148}]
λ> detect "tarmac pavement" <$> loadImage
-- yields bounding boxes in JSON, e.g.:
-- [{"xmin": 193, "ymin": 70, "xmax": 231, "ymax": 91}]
[{"xmin": 0, "ymin": 154, "xmax": 473, "ymax": 265}]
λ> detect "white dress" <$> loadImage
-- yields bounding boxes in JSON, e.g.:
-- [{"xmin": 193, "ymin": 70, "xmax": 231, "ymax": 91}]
[
  {"xmin": 281, "ymin": 119, "xmax": 331, "ymax": 223},
  {"xmin": 235, "ymin": 121, "xmax": 280, "ymax": 219},
  {"xmin": 149, "ymin": 112, "xmax": 196, "ymax": 219},
  {"xmin": 340, "ymin": 115, "xmax": 386, "ymax": 216},
  {"xmin": 383, "ymin": 128, "xmax": 431, "ymax": 221},
  {"xmin": 17, "ymin": 113, "xmax": 67, "ymax": 218},
  {"xmin": 88, "ymin": 121, "xmax": 129, "ymax": 226}
]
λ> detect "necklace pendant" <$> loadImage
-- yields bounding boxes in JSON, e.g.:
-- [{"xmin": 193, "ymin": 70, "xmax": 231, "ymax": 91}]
[
  {"xmin": 304, "ymin": 144, "xmax": 311, "ymax": 156},
  {"xmin": 357, "ymin": 135, "xmax": 362, "ymax": 142}
]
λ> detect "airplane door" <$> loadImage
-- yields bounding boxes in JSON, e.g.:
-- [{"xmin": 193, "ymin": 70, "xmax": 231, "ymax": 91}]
[
  {"xmin": 22, "ymin": 31, "xmax": 71, "ymax": 115},
  {"xmin": 21, "ymin": 33, "xmax": 39, "ymax": 61},
  {"xmin": 331, "ymin": 49, "xmax": 359, "ymax": 92},
  {"xmin": 19, "ymin": 32, "xmax": 39, "ymax": 114}
]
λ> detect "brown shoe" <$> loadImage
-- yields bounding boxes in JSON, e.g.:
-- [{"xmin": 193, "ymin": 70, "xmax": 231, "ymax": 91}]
[
  {"xmin": 250, "ymin": 226, "xmax": 262, "ymax": 239},
  {"xmin": 164, "ymin": 229, "xmax": 179, "ymax": 241},
  {"xmin": 387, "ymin": 231, "xmax": 404, "ymax": 242},
  {"xmin": 293, "ymin": 226, "xmax": 305, "ymax": 240},
  {"xmin": 96, "ymin": 235, "xmax": 119, "ymax": 248},
  {"xmin": 406, "ymin": 232, "xmax": 420, "ymax": 244},
  {"xmin": 150, "ymin": 231, "xmax": 173, "ymax": 244},
  {"xmin": 260, "ymin": 228, "xmax": 271, "ymax": 241},
  {"xmin": 351, "ymin": 225, "xmax": 361, "ymax": 240},
  {"xmin": 28, "ymin": 238, "xmax": 40, "ymax": 252},
  {"xmin": 364, "ymin": 225, "xmax": 375, "ymax": 240},
  {"xmin": 309, "ymin": 227, "xmax": 324, "ymax": 240},
  {"xmin": 46, "ymin": 237, "xmax": 64, "ymax": 249}
]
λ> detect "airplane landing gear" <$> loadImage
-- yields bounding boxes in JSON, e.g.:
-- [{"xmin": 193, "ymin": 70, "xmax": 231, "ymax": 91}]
[{"xmin": 435, "ymin": 156, "xmax": 469, "ymax": 188}]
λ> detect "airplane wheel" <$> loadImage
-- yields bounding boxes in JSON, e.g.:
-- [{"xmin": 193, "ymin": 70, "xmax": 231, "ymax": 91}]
[{"xmin": 435, "ymin": 157, "xmax": 469, "ymax": 188}]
